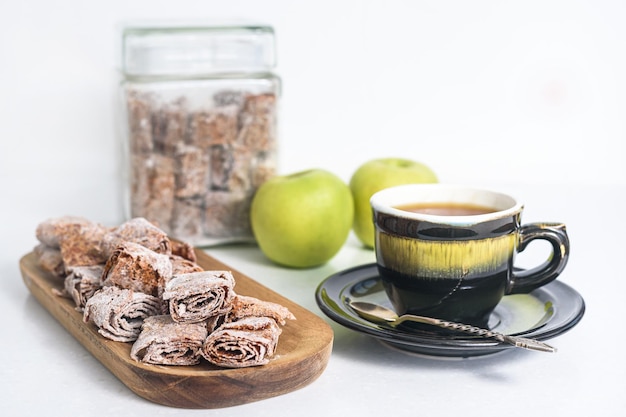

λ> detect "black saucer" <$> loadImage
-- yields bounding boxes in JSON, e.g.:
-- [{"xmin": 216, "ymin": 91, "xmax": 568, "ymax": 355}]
[{"xmin": 315, "ymin": 263, "xmax": 585, "ymax": 358}]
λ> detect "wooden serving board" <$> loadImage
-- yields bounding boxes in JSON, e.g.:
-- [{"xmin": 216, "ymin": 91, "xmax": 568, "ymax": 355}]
[{"xmin": 20, "ymin": 250, "xmax": 334, "ymax": 409}]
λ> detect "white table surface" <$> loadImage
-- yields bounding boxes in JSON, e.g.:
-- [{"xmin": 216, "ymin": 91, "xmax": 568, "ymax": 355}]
[
  {"xmin": 2, "ymin": 184, "xmax": 624, "ymax": 416},
  {"xmin": 2, "ymin": 1, "xmax": 625, "ymax": 415}
]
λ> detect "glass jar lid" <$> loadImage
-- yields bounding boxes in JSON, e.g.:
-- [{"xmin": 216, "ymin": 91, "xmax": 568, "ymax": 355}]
[{"xmin": 122, "ymin": 23, "xmax": 276, "ymax": 77}]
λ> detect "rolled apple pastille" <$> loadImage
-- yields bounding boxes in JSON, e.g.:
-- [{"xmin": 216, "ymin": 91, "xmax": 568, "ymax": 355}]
[
  {"xmin": 169, "ymin": 254, "xmax": 204, "ymax": 276},
  {"xmin": 35, "ymin": 216, "xmax": 111, "ymax": 272},
  {"xmin": 189, "ymin": 105, "xmax": 238, "ymax": 148},
  {"xmin": 57, "ymin": 222, "xmax": 111, "ymax": 270},
  {"xmin": 83, "ymin": 286, "xmax": 164, "ymax": 342},
  {"xmin": 208, "ymin": 144, "xmax": 234, "ymax": 191},
  {"xmin": 237, "ymin": 93, "xmax": 277, "ymax": 151},
  {"xmin": 33, "ymin": 243, "xmax": 65, "ymax": 278},
  {"xmin": 35, "ymin": 216, "xmax": 95, "ymax": 248},
  {"xmin": 151, "ymin": 97, "xmax": 189, "ymax": 156},
  {"xmin": 204, "ymin": 190, "xmax": 253, "ymax": 238},
  {"xmin": 61, "ymin": 265, "xmax": 104, "ymax": 311},
  {"xmin": 169, "ymin": 238, "xmax": 197, "ymax": 263},
  {"xmin": 128, "ymin": 153, "xmax": 176, "ymax": 232},
  {"xmin": 163, "ymin": 270, "xmax": 235, "ymax": 323},
  {"xmin": 102, "ymin": 217, "xmax": 172, "ymax": 257},
  {"xmin": 130, "ymin": 315, "xmax": 208, "ymax": 366},
  {"xmin": 227, "ymin": 294, "xmax": 295, "ymax": 325},
  {"xmin": 201, "ymin": 316, "xmax": 282, "ymax": 368},
  {"xmin": 173, "ymin": 143, "xmax": 209, "ymax": 198},
  {"xmin": 102, "ymin": 241, "xmax": 173, "ymax": 298},
  {"xmin": 125, "ymin": 89, "xmax": 154, "ymax": 154},
  {"xmin": 171, "ymin": 197, "xmax": 204, "ymax": 243}
]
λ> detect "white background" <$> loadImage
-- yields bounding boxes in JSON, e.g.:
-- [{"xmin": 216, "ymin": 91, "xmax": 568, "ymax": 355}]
[{"xmin": 1, "ymin": 1, "xmax": 625, "ymax": 416}]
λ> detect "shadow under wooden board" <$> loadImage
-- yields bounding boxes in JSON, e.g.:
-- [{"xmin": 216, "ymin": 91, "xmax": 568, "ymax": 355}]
[{"xmin": 20, "ymin": 249, "xmax": 334, "ymax": 409}]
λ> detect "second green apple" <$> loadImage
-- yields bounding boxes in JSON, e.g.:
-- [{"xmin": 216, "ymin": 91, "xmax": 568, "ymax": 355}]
[{"xmin": 349, "ymin": 158, "xmax": 438, "ymax": 248}]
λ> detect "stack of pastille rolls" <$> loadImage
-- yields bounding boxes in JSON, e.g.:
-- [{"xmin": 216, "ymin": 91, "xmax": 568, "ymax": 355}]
[{"xmin": 34, "ymin": 216, "xmax": 295, "ymax": 368}]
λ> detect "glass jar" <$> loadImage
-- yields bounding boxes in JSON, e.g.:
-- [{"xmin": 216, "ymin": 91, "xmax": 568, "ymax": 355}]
[{"xmin": 119, "ymin": 24, "xmax": 280, "ymax": 245}]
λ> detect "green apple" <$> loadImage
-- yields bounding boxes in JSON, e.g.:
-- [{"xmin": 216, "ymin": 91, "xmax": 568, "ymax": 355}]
[
  {"xmin": 349, "ymin": 158, "xmax": 438, "ymax": 248},
  {"xmin": 250, "ymin": 169, "xmax": 354, "ymax": 268}
]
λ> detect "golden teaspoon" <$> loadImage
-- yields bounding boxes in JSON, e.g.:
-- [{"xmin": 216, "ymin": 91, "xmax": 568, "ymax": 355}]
[{"xmin": 349, "ymin": 300, "xmax": 556, "ymax": 353}]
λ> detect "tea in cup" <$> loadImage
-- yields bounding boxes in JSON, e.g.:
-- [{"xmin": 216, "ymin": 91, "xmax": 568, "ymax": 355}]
[{"xmin": 370, "ymin": 184, "xmax": 570, "ymax": 327}]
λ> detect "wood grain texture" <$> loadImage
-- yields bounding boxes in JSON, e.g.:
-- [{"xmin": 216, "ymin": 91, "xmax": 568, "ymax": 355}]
[{"xmin": 19, "ymin": 250, "xmax": 334, "ymax": 409}]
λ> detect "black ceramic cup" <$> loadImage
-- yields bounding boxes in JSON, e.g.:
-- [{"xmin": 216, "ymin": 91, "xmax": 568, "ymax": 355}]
[{"xmin": 370, "ymin": 184, "xmax": 569, "ymax": 327}]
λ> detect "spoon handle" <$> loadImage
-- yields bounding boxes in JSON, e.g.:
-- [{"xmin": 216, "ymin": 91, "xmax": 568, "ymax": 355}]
[{"xmin": 397, "ymin": 314, "xmax": 557, "ymax": 353}]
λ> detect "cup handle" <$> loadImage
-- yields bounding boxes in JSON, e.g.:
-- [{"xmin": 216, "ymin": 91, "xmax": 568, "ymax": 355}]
[{"xmin": 508, "ymin": 223, "xmax": 570, "ymax": 294}]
